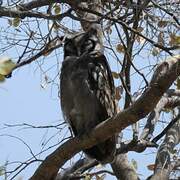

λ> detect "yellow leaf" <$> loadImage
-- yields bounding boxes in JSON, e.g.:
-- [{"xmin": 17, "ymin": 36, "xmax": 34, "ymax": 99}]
[
  {"xmin": 43, "ymin": 40, "xmax": 57, "ymax": 56},
  {"xmin": 158, "ymin": 32, "xmax": 164, "ymax": 46},
  {"xmin": 53, "ymin": 22, "xmax": 61, "ymax": 30},
  {"xmin": 175, "ymin": 36, "xmax": 180, "ymax": 45},
  {"xmin": 85, "ymin": 175, "xmax": 91, "ymax": 180},
  {"xmin": 169, "ymin": 34, "xmax": 180, "ymax": 46},
  {"xmin": 96, "ymin": 164, "xmax": 103, "ymax": 169},
  {"xmin": 0, "ymin": 57, "xmax": 16, "ymax": 75},
  {"xmin": 136, "ymin": 35, "xmax": 145, "ymax": 44},
  {"xmin": 116, "ymin": 44, "xmax": 125, "ymax": 53},
  {"xmin": 163, "ymin": 108, "xmax": 171, "ymax": 113},
  {"xmin": 177, "ymin": 78, "xmax": 180, "ymax": 89},
  {"xmin": 0, "ymin": 74, "xmax": 5, "ymax": 82},
  {"xmin": 115, "ymin": 86, "xmax": 123, "ymax": 100},
  {"xmin": 157, "ymin": 20, "xmax": 168, "ymax": 28},
  {"xmin": 152, "ymin": 47, "xmax": 160, "ymax": 56},
  {"xmin": 12, "ymin": 17, "xmax": 21, "ymax": 27},
  {"xmin": 147, "ymin": 164, "xmax": 155, "ymax": 171},
  {"xmin": 95, "ymin": 174, "xmax": 106, "ymax": 180},
  {"xmin": 53, "ymin": 4, "xmax": 61, "ymax": 14},
  {"xmin": 112, "ymin": 71, "xmax": 119, "ymax": 79},
  {"xmin": 137, "ymin": 27, "xmax": 144, "ymax": 33}
]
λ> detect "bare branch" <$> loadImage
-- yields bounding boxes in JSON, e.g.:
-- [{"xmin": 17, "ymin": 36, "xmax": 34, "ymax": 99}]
[
  {"xmin": 0, "ymin": 7, "xmax": 72, "ymax": 20},
  {"xmin": 73, "ymin": 6, "xmax": 178, "ymax": 55},
  {"xmin": 152, "ymin": 114, "xmax": 180, "ymax": 143},
  {"xmin": 151, "ymin": 0, "xmax": 180, "ymax": 26},
  {"xmin": 29, "ymin": 56, "xmax": 180, "ymax": 180},
  {"xmin": 149, "ymin": 115, "xmax": 180, "ymax": 180},
  {"xmin": 13, "ymin": 36, "xmax": 63, "ymax": 70},
  {"xmin": 140, "ymin": 96, "xmax": 180, "ymax": 140},
  {"xmin": 111, "ymin": 154, "xmax": 139, "ymax": 180}
]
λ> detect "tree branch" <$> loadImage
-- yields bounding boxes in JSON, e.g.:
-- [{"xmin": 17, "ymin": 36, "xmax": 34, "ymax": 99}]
[
  {"xmin": 0, "ymin": 7, "xmax": 72, "ymax": 20},
  {"xmin": 140, "ymin": 96, "xmax": 180, "ymax": 140},
  {"xmin": 149, "ymin": 115, "xmax": 180, "ymax": 180},
  {"xmin": 29, "ymin": 55, "xmax": 180, "ymax": 180},
  {"xmin": 111, "ymin": 154, "xmax": 139, "ymax": 180},
  {"xmin": 152, "ymin": 114, "xmax": 180, "ymax": 143}
]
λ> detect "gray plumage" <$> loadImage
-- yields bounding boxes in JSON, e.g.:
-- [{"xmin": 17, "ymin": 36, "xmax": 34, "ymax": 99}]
[{"xmin": 60, "ymin": 29, "xmax": 117, "ymax": 163}]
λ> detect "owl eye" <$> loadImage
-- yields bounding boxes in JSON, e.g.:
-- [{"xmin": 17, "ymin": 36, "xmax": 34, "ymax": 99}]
[
  {"xmin": 84, "ymin": 39, "xmax": 93, "ymax": 46},
  {"xmin": 64, "ymin": 39, "xmax": 78, "ymax": 57},
  {"xmin": 81, "ymin": 39, "xmax": 94, "ymax": 53}
]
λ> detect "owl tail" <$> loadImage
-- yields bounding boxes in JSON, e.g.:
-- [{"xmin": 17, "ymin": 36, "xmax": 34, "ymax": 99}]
[{"xmin": 84, "ymin": 136, "xmax": 116, "ymax": 164}]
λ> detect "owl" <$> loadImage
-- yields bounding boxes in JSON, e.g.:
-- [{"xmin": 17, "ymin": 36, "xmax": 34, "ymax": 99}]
[{"xmin": 60, "ymin": 28, "xmax": 117, "ymax": 163}]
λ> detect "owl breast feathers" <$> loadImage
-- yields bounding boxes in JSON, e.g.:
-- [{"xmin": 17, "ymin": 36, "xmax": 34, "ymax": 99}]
[{"xmin": 60, "ymin": 29, "xmax": 117, "ymax": 163}]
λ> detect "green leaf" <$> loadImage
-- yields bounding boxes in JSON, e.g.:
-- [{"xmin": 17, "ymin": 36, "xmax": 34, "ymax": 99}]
[
  {"xmin": 53, "ymin": 4, "xmax": 61, "ymax": 14},
  {"xmin": 0, "ymin": 56, "xmax": 16, "ymax": 75},
  {"xmin": 112, "ymin": 71, "xmax": 119, "ymax": 79},
  {"xmin": 0, "ymin": 74, "xmax": 5, "ymax": 82},
  {"xmin": 12, "ymin": 17, "xmax": 21, "ymax": 27},
  {"xmin": 157, "ymin": 20, "xmax": 168, "ymax": 28},
  {"xmin": 85, "ymin": 174, "xmax": 91, "ymax": 180},
  {"xmin": 151, "ymin": 47, "xmax": 160, "ymax": 56},
  {"xmin": 0, "ymin": 166, "xmax": 5, "ymax": 176}
]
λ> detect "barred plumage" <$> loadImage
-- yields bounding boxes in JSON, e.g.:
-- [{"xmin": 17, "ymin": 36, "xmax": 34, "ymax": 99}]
[{"xmin": 60, "ymin": 29, "xmax": 117, "ymax": 163}]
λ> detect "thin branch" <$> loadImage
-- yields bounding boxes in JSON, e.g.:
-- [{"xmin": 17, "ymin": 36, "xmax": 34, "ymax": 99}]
[
  {"xmin": 0, "ymin": 7, "xmax": 72, "ymax": 20},
  {"xmin": 151, "ymin": 0, "xmax": 180, "ymax": 26},
  {"xmin": 152, "ymin": 114, "xmax": 180, "ymax": 143},
  {"xmin": 13, "ymin": 37, "xmax": 63, "ymax": 70},
  {"xmin": 30, "ymin": 56, "xmax": 180, "ymax": 180},
  {"xmin": 149, "ymin": 115, "xmax": 180, "ymax": 180},
  {"xmin": 73, "ymin": 6, "xmax": 178, "ymax": 55}
]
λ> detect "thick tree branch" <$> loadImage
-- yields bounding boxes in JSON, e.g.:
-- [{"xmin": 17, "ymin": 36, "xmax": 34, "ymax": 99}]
[
  {"xmin": 140, "ymin": 96, "xmax": 180, "ymax": 140},
  {"xmin": 56, "ymin": 159, "xmax": 98, "ymax": 180},
  {"xmin": 0, "ymin": 7, "xmax": 72, "ymax": 20},
  {"xmin": 57, "ymin": 138, "xmax": 157, "ymax": 179},
  {"xmin": 111, "ymin": 154, "xmax": 139, "ymax": 180},
  {"xmin": 29, "ymin": 55, "xmax": 180, "ymax": 180},
  {"xmin": 149, "ymin": 115, "xmax": 180, "ymax": 180},
  {"xmin": 17, "ymin": 0, "xmax": 83, "ymax": 11}
]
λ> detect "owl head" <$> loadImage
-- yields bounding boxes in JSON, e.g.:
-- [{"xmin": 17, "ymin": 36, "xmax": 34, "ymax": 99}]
[{"xmin": 63, "ymin": 28, "xmax": 103, "ymax": 59}]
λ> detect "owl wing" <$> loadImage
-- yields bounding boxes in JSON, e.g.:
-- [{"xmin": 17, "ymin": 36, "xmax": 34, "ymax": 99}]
[{"xmin": 87, "ymin": 53, "xmax": 117, "ymax": 118}]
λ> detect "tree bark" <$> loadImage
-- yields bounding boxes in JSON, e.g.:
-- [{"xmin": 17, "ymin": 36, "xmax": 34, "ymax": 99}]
[
  {"xmin": 149, "ymin": 116, "xmax": 180, "ymax": 180},
  {"xmin": 111, "ymin": 154, "xmax": 139, "ymax": 180},
  {"xmin": 30, "ymin": 56, "xmax": 180, "ymax": 180}
]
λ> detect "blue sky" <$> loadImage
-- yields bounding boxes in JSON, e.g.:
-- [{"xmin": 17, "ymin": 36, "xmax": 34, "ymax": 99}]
[
  {"xmin": 0, "ymin": 64, "xmax": 63, "ymax": 179},
  {"xmin": 0, "ymin": 10, "xmax": 162, "ymax": 180},
  {"xmin": 0, "ymin": 52, "xmax": 157, "ymax": 180}
]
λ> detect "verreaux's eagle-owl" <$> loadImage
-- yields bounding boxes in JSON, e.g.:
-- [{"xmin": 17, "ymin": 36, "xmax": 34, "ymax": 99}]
[{"xmin": 60, "ymin": 28, "xmax": 117, "ymax": 163}]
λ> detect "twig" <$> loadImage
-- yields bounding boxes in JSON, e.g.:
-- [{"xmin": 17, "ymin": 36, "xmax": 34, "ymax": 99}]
[{"xmin": 152, "ymin": 114, "xmax": 180, "ymax": 143}]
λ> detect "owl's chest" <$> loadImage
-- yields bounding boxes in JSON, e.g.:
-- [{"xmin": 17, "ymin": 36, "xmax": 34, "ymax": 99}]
[
  {"xmin": 60, "ymin": 60, "xmax": 103, "ymax": 133},
  {"xmin": 61, "ymin": 59, "xmax": 99, "ymax": 109}
]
